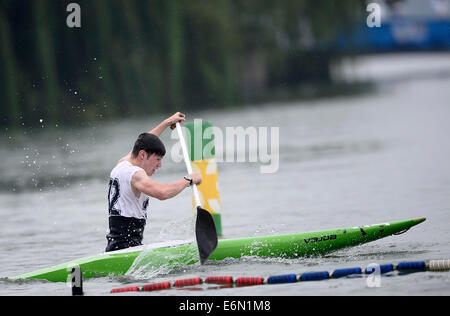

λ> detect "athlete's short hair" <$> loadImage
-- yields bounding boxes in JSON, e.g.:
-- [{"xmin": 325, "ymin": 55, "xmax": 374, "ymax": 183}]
[{"xmin": 131, "ymin": 133, "xmax": 166, "ymax": 158}]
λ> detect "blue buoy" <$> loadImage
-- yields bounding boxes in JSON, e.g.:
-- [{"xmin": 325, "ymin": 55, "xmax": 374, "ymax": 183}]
[
  {"xmin": 397, "ymin": 261, "xmax": 426, "ymax": 271},
  {"xmin": 267, "ymin": 274, "xmax": 297, "ymax": 284},
  {"xmin": 300, "ymin": 271, "xmax": 329, "ymax": 281},
  {"xmin": 365, "ymin": 264, "xmax": 394, "ymax": 275},
  {"xmin": 332, "ymin": 267, "xmax": 362, "ymax": 278}
]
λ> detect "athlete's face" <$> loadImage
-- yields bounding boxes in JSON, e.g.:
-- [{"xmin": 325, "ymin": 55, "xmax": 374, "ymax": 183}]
[{"xmin": 140, "ymin": 152, "xmax": 163, "ymax": 176}]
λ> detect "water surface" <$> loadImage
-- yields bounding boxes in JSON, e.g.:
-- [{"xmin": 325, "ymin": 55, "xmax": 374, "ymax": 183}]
[{"xmin": 1, "ymin": 53, "xmax": 450, "ymax": 296}]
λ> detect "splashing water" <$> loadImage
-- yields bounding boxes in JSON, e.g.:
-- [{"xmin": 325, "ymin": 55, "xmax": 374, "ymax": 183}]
[
  {"xmin": 158, "ymin": 216, "xmax": 196, "ymax": 242},
  {"xmin": 125, "ymin": 241, "xmax": 199, "ymax": 280}
]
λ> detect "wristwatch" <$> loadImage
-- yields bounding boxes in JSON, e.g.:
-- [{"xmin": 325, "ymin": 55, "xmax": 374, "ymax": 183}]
[{"xmin": 184, "ymin": 175, "xmax": 193, "ymax": 187}]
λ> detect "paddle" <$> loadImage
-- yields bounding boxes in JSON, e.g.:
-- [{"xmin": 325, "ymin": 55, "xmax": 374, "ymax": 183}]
[{"xmin": 174, "ymin": 122, "xmax": 218, "ymax": 264}]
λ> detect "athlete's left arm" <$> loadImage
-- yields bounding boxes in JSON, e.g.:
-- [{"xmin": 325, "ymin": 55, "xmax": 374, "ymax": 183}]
[
  {"xmin": 149, "ymin": 112, "xmax": 185, "ymax": 137},
  {"xmin": 118, "ymin": 112, "xmax": 185, "ymax": 163}
]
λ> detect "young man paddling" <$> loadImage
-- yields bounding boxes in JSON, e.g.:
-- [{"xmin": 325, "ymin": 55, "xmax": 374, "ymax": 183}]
[{"xmin": 106, "ymin": 112, "xmax": 202, "ymax": 252}]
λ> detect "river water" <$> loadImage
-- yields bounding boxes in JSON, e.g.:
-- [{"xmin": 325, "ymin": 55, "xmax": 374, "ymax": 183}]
[{"xmin": 1, "ymin": 53, "xmax": 449, "ymax": 296}]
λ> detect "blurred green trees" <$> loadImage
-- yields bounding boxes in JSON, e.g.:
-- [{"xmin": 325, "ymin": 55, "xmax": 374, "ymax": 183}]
[{"xmin": 0, "ymin": 0, "xmax": 365, "ymax": 128}]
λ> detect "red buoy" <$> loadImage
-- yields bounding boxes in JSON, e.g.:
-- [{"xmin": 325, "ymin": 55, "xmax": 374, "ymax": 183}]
[
  {"xmin": 205, "ymin": 276, "xmax": 234, "ymax": 284},
  {"xmin": 173, "ymin": 277, "xmax": 203, "ymax": 287},
  {"xmin": 110, "ymin": 285, "xmax": 141, "ymax": 293},
  {"xmin": 141, "ymin": 281, "xmax": 171, "ymax": 292},
  {"xmin": 235, "ymin": 277, "xmax": 265, "ymax": 286}
]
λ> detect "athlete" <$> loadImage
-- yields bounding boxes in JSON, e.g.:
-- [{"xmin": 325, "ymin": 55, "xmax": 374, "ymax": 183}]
[{"xmin": 106, "ymin": 112, "xmax": 202, "ymax": 252}]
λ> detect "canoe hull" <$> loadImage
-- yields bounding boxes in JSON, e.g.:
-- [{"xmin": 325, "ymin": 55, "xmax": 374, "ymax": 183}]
[{"xmin": 11, "ymin": 217, "xmax": 426, "ymax": 282}]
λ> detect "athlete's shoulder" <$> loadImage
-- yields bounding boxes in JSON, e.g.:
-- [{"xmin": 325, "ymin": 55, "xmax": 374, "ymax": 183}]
[
  {"xmin": 131, "ymin": 168, "xmax": 148, "ymax": 182},
  {"xmin": 111, "ymin": 160, "xmax": 128, "ymax": 174}
]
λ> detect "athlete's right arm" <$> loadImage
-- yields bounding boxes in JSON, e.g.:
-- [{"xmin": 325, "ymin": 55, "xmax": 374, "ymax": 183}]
[{"xmin": 131, "ymin": 170, "xmax": 201, "ymax": 201}]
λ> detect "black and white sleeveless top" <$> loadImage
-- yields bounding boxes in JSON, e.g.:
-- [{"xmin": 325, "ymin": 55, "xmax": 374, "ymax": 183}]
[{"xmin": 108, "ymin": 161, "xmax": 150, "ymax": 220}]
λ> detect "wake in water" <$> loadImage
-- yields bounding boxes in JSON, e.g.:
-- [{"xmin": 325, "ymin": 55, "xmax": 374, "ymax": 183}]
[
  {"xmin": 0, "ymin": 277, "xmax": 41, "ymax": 285},
  {"xmin": 120, "ymin": 216, "xmax": 198, "ymax": 280},
  {"xmin": 125, "ymin": 242, "xmax": 199, "ymax": 280}
]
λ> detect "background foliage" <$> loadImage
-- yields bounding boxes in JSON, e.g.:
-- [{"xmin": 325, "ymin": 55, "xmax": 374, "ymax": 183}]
[{"xmin": 0, "ymin": 0, "xmax": 366, "ymax": 128}]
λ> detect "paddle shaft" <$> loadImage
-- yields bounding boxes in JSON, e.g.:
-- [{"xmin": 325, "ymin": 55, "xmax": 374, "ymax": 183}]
[
  {"xmin": 175, "ymin": 121, "xmax": 218, "ymax": 265},
  {"xmin": 175, "ymin": 122, "xmax": 202, "ymax": 207}
]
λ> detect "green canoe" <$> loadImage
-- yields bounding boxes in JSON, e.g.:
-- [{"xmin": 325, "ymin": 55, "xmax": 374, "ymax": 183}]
[{"xmin": 11, "ymin": 217, "xmax": 426, "ymax": 283}]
